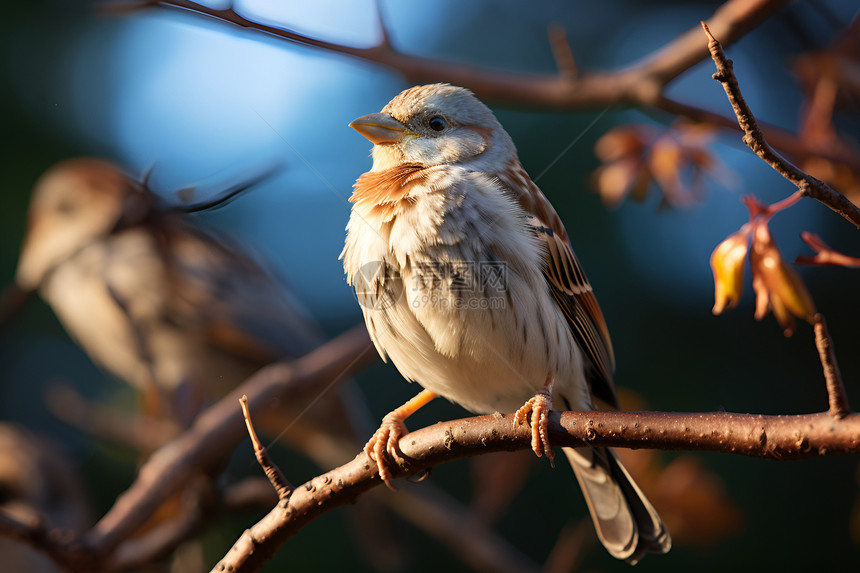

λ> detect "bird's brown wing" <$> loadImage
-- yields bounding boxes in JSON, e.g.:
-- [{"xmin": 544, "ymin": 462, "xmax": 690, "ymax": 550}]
[
  {"xmin": 532, "ymin": 216, "xmax": 617, "ymax": 407},
  {"xmin": 500, "ymin": 164, "xmax": 618, "ymax": 408},
  {"xmin": 155, "ymin": 218, "xmax": 322, "ymax": 364}
]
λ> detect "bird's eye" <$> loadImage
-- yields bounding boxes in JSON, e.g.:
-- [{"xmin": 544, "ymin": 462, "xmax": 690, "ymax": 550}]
[
  {"xmin": 428, "ymin": 116, "xmax": 446, "ymax": 131},
  {"xmin": 56, "ymin": 197, "xmax": 77, "ymax": 215}
]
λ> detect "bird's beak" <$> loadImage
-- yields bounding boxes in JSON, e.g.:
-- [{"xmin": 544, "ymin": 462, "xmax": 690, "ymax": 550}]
[{"xmin": 349, "ymin": 113, "xmax": 415, "ymax": 145}]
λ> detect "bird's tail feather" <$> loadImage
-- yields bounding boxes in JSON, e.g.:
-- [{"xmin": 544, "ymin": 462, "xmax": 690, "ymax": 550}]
[{"xmin": 563, "ymin": 446, "xmax": 671, "ymax": 564}]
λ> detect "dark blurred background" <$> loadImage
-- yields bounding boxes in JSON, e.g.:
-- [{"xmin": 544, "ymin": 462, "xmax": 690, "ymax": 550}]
[{"xmin": 1, "ymin": 1, "xmax": 859, "ymax": 571}]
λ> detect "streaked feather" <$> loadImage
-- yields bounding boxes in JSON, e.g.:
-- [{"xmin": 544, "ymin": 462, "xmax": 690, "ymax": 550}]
[{"xmin": 497, "ymin": 163, "xmax": 617, "ymax": 407}]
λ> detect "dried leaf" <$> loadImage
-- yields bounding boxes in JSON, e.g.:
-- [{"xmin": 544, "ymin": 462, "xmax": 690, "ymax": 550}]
[{"xmin": 749, "ymin": 222, "xmax": 816, "ymax": 336}]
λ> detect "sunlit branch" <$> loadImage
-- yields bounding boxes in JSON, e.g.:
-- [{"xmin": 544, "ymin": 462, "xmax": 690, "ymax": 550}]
[
  {"xmin": 213, "ymin": 408, "xmax": 860, "ymax": 572},
  {"xmin": 813, "ymin": 315, "xmax": 851, "ymax": 418},
  {"xmin": 239, "ymin": 395, "xmax": 292, "ymax": 499},
  {"xmin": 702, "ymin": 22, "xmax": 860, "ymax": 229},
  {"xmin": 134, "ymin": 0, "xmax": 860, "ymax": 171}
]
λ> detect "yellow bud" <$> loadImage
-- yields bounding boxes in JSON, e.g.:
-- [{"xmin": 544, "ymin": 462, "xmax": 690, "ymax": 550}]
[{"xmin": 710, "ymin": 224, "xmax": 752, "ymax": 314}]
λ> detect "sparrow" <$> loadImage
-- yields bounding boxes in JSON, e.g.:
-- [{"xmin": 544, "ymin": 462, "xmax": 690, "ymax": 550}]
[
  {"xmin": 13, "ymin": 158, "xmax": 353, "ymax": 449},
  {"xmin": 343, "ymin": 84, "xmax": 671, "ymax": 563}
]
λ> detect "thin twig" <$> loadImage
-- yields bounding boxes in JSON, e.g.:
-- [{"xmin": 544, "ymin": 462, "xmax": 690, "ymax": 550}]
[
  {"xmin": 795, "ymin": 232, "xmax": 860, "ymax": 267},
  {"xmin": 701, "ymin": 21, "xmax": 860, "ymax": 229},
  {"xmin": 373, "ymin": 0, "xmax": 392, "ymax": 48},
  {"xmin": 813, "ymin": 314, "xmax": 851, "ymax": 418},
  {"xmin": 547, "ymin": 23, "xmax": 578, "ymax": 79},
  {"xmin": 239, "ymin": 395, "xmax": 292, "ymax": 499}
]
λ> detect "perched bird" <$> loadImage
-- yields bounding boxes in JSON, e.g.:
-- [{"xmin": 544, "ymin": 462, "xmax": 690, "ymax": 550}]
[
  {"xmin": 343, "ymin": 84, "xmax": 671, "ymax": 563},
  {"xmin": 13, "ymin": 158, "xmax": 346, "ymax": 442}
]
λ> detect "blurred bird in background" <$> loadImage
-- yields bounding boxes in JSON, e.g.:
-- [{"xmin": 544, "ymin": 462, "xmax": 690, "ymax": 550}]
[
  {"xmin": 6, "ymin": 157, "xmax": 420, "ymax": 569},
  {"xmin": 11, "ymin": 157, "xmax": 358, "ymax": 446}
]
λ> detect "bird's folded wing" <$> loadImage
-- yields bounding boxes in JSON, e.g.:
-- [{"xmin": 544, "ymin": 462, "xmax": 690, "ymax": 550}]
[
  {"xmin": 158, "ymin": 221, "xmax": 322, "ymax": 363},
  {"xmin": 527, "ymin": 213, "xmax": 618, "ymax": 408}
]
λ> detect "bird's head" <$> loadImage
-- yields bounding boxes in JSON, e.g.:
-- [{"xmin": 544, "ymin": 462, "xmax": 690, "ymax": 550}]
[
  {"xmin": 15, "ymin": 158, "xmax": 152, "ymax": 290},
  {"xmin": 349, "ymin": 83, "xmax": 516, "ymax": 172}
]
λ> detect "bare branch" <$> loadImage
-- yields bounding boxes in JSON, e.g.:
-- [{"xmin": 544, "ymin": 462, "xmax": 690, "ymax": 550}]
[
  {"xmin": 702, "ymin": 22, "xmax": 860, "ymax": 229},
  {"xmin": 0, "ymin": 511, "xmax": 88, "ymax": 571},
  {"xmin": 813, "ymin": 314, "xmax": 850, "ymax": 418},
  {"xmin": 213, "ymin": 409, "xmax": 860, "ymax": 572},
  {"xmin": 373, "ymin": 0, "xmax": 392, "ymax": 48},
  {"xmin": 239, "ymin": 395, "xmax": 292, "ymax": 499},
  {"xmin": 146, "ymin": 0, "xmax": 777, "ymax": 108},
  {"xmin": 136, "ymin": 0, "xmax": 860, "ymax": 173},
  {"xmin": 49, "ymin": 325, "xmax": 375, "ymax": 571},
  {"xmin": 10, "ymin": 321, "xmax": 551, "ymax": 572},
  {"xmin": 796, "ymin": 232, "xmax": 860, "ymax": 267},
  {"xmin": 547, "ymin": 23, "xmax": 578, "ymax": 79},
  {"xmin": 5, "ymin": 397, "xmax": 859, "ymax": 571},
  {"xmin": 45, "ymin": 383, "xmax": 179, "ymax": 451},
  {"xmin": 221, "ymin": 478, "xmax": 280, "ymax": 512},
  {"xmin": 107, "ymin": 479, "xmax": 209, "ymax": 570}
]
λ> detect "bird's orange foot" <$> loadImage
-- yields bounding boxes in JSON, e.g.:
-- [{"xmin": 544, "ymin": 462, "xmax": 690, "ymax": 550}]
[
  {"xmin": 364, "ymin": 412, "xmax": 409, "ymax": 490},
  {"xmin": 514, "ymin": 386, "xmax": 555, "ymax": 467}
]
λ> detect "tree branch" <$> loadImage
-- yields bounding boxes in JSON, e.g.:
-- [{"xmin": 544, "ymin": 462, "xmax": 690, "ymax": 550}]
[
  {"xmin": 702, "ymin": 21, "xmax": 860, "ymax": 229},
  {"xmin": 134, "ymin": 0, "xmax": 859, "ymax": 171},
  {"xmin": 813, "ymin": 314, "xmax": 851, "ymax": 418},
  {"xmin": 144, "ymin": 0, "xmax": 777, "ymax": 109},
  {"xmin": 213, "ymin": 408, "xmax": 860, "ymax": 572},
  {"xmin": 239, "ymin": 395, "xmax": 293, "ymax": 500},
  {"xmin": 45, "ymin": 383, "xmax": 180, "ymax": 451},
  {"xmin": 107, "ymin": 478, "xmax": 210, "ymax": 570},
  {"xmin": 7, "ymin": 325, "xmax": 377, "ymax": 572},
  {"xmin": 0, "ymin": 511, "xmax": 88, "ymax": 568},
  {"xmin": 0, "ymin": 322, "xmax": 556, "ymax": 573},
  {"xmin": 5, "ymin": 397, "xmax": 859, "ymax": 571}
]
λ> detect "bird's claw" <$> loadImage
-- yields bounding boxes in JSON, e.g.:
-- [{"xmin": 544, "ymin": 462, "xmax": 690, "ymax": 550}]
[
  {"xmin": 514, "ymin": 388, "xmax": 555, "ymax": 467},
  {"xmin": 364, "ymin": 413, "xmax": 408, "ymax": 490}
]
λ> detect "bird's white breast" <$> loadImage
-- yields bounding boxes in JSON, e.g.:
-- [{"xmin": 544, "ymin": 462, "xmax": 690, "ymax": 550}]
[
  {"xmin": 39, "ymin": 229, "xmax": 262, "ymax": 399},
  {"xmin": 343, "ymin": 167, "xmax": 588, "ymax": 414}
]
